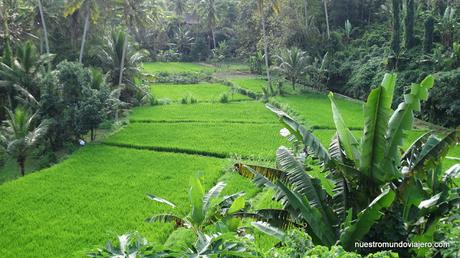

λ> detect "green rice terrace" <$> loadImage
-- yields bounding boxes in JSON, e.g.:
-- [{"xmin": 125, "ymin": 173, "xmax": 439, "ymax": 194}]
[{"xmin": 0, "ymin": 62, "xmax": 458, "ymax": 257}]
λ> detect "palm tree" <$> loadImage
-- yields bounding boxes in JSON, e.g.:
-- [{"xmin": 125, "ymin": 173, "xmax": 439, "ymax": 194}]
[
  {"xmin": 64, "ymin": 0, "xmax": 105, "ymax": 64},
  {"xmin": 322, "ymin": 0, "xmax": 330, "ymax": 39},
  {"xmin": 0, "ymin": 41, "xmax": 54, "ymax": 105},
  {"xmin": 1, "ymin": 107, "xmax": 48, "ymax": 177},
  {"xmin": 173, "ymin": 0, "xmax": 187, "ymax": 16},
  {"xmin": 202, "ymin": 0, "xmax": 218, "ymax": 49},
  {"xmin": 256, "ymin": 0, "xmax": 281, "ymax": 89},
  {"xmin": 274, "ymin": 48, "xmax": 308, "ymax": 90},
  {"xmin": 99, "ymin": 30, "xmax": 146, "ymax": 87},
  {"xmin": 37, "ymin": 0, "xmax": 50, "ymax": 55}
]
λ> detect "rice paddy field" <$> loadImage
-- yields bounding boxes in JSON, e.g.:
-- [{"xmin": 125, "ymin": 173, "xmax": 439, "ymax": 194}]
[
  {"xmin": 150, "ymin": 83, "xmax": 250, "ymax": 102},
  {"xmin": 0, "ymin": 62, "xmax": 458, "ymax": 257}
]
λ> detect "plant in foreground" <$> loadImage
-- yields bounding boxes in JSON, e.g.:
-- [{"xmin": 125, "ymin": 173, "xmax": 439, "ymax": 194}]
[
  {"xmin": 1, "ymin": 107, "xmax": 48, "ymax": 176},
  {"xmin": 234, "ymin": 73, "xmax": 459, "ymax": 256}
]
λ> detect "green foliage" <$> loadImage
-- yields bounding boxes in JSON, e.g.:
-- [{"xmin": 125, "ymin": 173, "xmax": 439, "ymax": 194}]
[
  {"xmin": 0, "ymin": 107, "xmax": 48, "ymax": 176},
  {"xmin": 218, "ymin": 92, "xmax": 230, "ymax": 103},
  {"xmin": 249, "ymin": 51, "xmax": 264, "ymax": 75},
  {"xmin": 180, "ymin": 92, "xmax": 198, "ymax": 104},
  {"xmin": 423, "ymin": 68, "xmax": 460, "ymax": 127},
  {"xmin": 236, "ymin": 74, "xmax": 459, "ymax": 256},
  {"xmin": 274, "ymin": 47, "xmax": 308, "ymax": 89}
]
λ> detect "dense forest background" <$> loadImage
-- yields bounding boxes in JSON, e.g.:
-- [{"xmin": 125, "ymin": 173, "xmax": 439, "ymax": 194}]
[{"xmin": 1, "ymin": 0, "xmax": 459, "ymax": 128}]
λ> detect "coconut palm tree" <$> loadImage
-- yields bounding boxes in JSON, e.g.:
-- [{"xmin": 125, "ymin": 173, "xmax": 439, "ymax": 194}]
[
  {"xmin": 274, "ymin": 48, "xmax": 308, "ymax": 90},
  {"xmin": 256, "ymin": 0, "xmax": 281, "ymax": 89},
  {"xmin": 322, "ymin": 0, "xmax": 330, "ymax": 39},
  {"xmin": 64, "ymin": 0, "xmax": 106, "ymax": 63},
  {"xmin": 1, "ymin": 107, "xmax": 48, "ymax": 177},
  {"xmin": 201, "ymin": 0, "xmax": 218, "ymax": 49},
  {"xmin": 37, "ymin": 0, "xmax": 50, "ymax": 55}
]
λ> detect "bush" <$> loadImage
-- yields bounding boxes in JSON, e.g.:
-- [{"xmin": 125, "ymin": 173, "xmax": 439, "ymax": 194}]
[
  {"xmin": 423, "ymin": 68, "xmax": 460, "ymax": 127},
  {"xmin": 219, "ymin": 92, "xmax": 230, "ymax": 103},
  {"xmin": 180, "ymin": 93, "xmax": 198, "ymax": 104}
]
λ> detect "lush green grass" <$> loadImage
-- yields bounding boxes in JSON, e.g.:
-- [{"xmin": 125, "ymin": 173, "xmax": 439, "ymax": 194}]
[
  {"xmin": 0, "ymin": 145, "xmax": 227, "ymax": 257},
  {"xmin": 273, "ymin": 93, "xmax": 364, "ymax": 129},
  {"xmin": 142, "ymin": 62, "xmax": 214, "ymax": 74},
  {"xmin": 130, "ymin": 102, "xmax": 277, "ymax": 123},
  {"xmin": 105, "ymin": 123, "xmax": 288, "ymax": 159},
  {"xmin": 150, "ymin": 83, "xmax": 250, "ymax": 102},
  {"xmin": 229, "ymin": 77, "xmax": 268, "ymax": 93}
]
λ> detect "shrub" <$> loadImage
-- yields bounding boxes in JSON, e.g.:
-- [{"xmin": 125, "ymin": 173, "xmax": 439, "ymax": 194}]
[
  {"xmin": 219, "ymin": 92, "xmax": 230, "ymax": 103},
  {"xmin": 180, "ymin": 93, "xmax": 197, "ymax": 104},
  {"xmin": 423, "ymin": 68, "xmax": 460, "ymax": 127},
  {"xmin": 249, "ymin": 51, "xmax": 264, "ymax": 75}
]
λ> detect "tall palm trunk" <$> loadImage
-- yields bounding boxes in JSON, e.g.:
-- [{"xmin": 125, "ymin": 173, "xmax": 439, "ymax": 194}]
[
  {"xmin": 18, "ymin": 158, "xmax": 25, "ymax": 177},
  {"xmin": 211, "ymin": 27, "xmax": 216, "ymax": 49},
  {"xmin": 304, "ymin": 0, "xmax": 308, "ymax": 29},
  {"xmin": 119, "ymin": 35, "xmax": 127, "ymax": 85},
  {"xmin": 323, "ymin": 0, "xmax": 330, "ymax": 39},
  {"xmin": 115, "ymin": 35, "xmax": 128, "ymax": 122},
  {"xmin": 261, "ymin": 15, "xmax": 272, "ymax": 88},
  {"xmin": 37, "ymin": 0, "xmax": 50, "ymax": 55},
  {"xmin": 79, "ymin": 5, "xmax": 91, "ymax": 63}
]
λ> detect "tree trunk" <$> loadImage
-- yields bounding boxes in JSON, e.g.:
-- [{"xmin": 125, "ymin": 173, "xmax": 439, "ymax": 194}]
[
  {"xmin": 38, "ymin": 0, "xmax": 50, "ymax": 55},
  {"xmin": 261, "ymin": 15, "xmax": 272, "ymax": 89},
  {"xmin": 304, "ymin": 0, "xmax": 308, "ymax": 29},
  {"xmin": 79, "ymin": 7, "xmax": 91, "ymax": 64},
  {"xmin": 292, "ymin": 79, "xmax": 296, "ymax": 90},
  {"xmin": 90, "ymin": 128, "xmax": 95, "ymax": 141},
  {"xmin": 118, "ymin": 35, "xmax": 127, "ymax": 85},
  {"xmin": 323, "ymin": 0, "xmax": 330, "ymax": 39},
  {"xmin": 18, "ymin": 158, "xmax": 25, "ymax": 177},
  {"xmin": 211, "ymin": 27, "xmax": 216, "ymax": 49}
]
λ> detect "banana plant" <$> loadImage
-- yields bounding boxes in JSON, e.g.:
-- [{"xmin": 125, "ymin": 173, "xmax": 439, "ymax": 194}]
[
  {"xmin": 234, "ymin": 73, "xmax": 459, "ymax": 252},
  {"xmin": 146, "ymin": 176, "xmax": 246, "ymax": 235}
]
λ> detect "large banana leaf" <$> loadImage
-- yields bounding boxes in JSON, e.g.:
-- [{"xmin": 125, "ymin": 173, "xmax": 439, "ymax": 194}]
[
  {"xmin": 339, "ymin": 187, "xmax": 396, "ymax": 250},
  {"xmin": 189, "ymin": 176, "xmax": 205, "ymax": 227},
  {"xmin": 401, "ymin": 131, "xmax": 432, "ymax": 169},
  {"xmin": 251, "ymin": 221, "xmax": 286, "ymax": 241},
  {"xmin": 234, "ymin": 163, "xmax": 286, "ymax": 183},
  {"xmin": 328, "ymin": 92, "xmax": 360, "ymax": 163},
  {"xmin": 383, "ymin": 75, "xmax": 434, "ymax": 178},
  {"xmin": 359, "ymin": 73, "xmax": 396, "ymax": 184},
  {"xmin": 145, "ymin": 213, "xmax": 191, "ymax": 228},
  {"xmin": 203, "ymin": 182, "xmax": 226, "ymax": 212},
  {"xmin": 266, "ymin": 104, "xmax": 331, "ymax": 164},
  {"xmin": 442, "ymin": 164, "xmax": 460, "ymax": 183},
  {"xmin": 410, "ymin": 131, "xmax": 458, "ymax": 174},
  {"xmin": 232, "ymin": 209, "xmax": 293, "ymax": 229},
  {"xmin": 277, "ymin": 182, "xmax": 337, "ymax": 246},
  {"xmin": 276, "ymin": 146, "xmax": 334, "ymax": 224}
]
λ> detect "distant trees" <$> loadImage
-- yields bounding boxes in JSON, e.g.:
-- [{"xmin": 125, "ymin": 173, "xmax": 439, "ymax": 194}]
[{"xmin": 1, "ymin": 107, "xmax": 48, "ymax": 176}]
